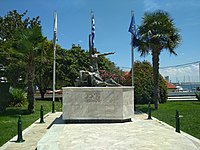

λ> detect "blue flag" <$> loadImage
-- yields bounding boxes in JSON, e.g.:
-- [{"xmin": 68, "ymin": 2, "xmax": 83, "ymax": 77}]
[
  {"xmin": 128, "ymin": 14, "xmax": 137, "ymax": 47},
  {"xmin": 91, "ymin": 14, "xmax": 95, "ymax": 48}
]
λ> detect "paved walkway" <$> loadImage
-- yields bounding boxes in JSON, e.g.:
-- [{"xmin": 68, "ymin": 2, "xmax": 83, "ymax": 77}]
[
  {"xmin": 1, "ymin": 112, "xmax": 200, "ymax": 150},
  {"xmin": 0, "ymin": 112, "xmax": 62, "ymax": 150}
]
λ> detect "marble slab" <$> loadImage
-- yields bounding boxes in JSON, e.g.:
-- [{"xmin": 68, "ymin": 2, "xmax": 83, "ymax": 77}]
[{"xmin": 62, "ymin": 87, "xmax": 134, "ymax": 121}]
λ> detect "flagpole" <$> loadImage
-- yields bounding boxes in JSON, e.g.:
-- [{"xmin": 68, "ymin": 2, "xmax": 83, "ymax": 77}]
[
  {"xmin": 52, "ymin": 11, "xmax": 57, "ymax": 113},
  {"xmin": 131, "ymin": 11, "xmax": 134, "ymax": 87},
  {"xmin": 130, "ymin": 10, "xmax": 136, "ymax": 111}
]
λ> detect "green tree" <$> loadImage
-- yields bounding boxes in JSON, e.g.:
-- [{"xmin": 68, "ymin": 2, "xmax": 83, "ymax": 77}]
[
  {"xmin": 123, "ymin": 61, "xmax": 167, "ymax": 104},
  {"xmin": 56, "ymin": 44, "xmax": 123, "ymax": 87},
  {"xmin": 11, "ymin": 27, "xmax": 45, "ymax": 113},
  {"xmin": 0, "ymin": 10, "xmax": 30, "ymax": 43},
  {"xmin": 137, "ymin": 10, "xmax": 181, "ymax": 109},
  {"xmin": 6, "ymin": 62, "xmax": 26, "ymax": 88},
  {"xmin": 0, "ymin": 10, "xmax": 32, "ymax": 86},
  {"xmin": 0, "ymin": 10, "xmax": 44, "ymax": 113},
  {"xmin": 35, "ymin": 40, "xmax": 54, "ymax": 99},
  {"xmin": 56, "ymin": 44, "xmax": 90, "ymax": 87}
]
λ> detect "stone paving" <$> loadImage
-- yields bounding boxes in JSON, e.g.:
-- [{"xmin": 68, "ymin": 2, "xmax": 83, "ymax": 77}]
[
  {"xmin": 1, "ymin": 112, "xmax": 200, "ymax": 150},
  {"xmin": 0, "ymin": 112, "xmax": 62, "ymax": 150}
]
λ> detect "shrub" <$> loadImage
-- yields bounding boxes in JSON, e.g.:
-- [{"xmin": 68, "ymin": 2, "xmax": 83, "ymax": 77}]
[
  {"xmin": 195, "ymin": 92, "xmax": 200, "ymax": 101},
  {"xmin": 10, "ymin": 88, "xmax": 27, "ymax": 106},
  {"xmin": 159, "ymin": 75, "xmax": 168, "ymax": 103},
  {"xmin": 123, "ymin": 61, "xmax": 167, "ymax": 104}
]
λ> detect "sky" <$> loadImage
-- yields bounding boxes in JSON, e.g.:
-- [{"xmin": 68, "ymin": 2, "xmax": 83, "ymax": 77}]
[{"xmin": 0, "ymin": 0, "xmax": 200, "ymax": 82}]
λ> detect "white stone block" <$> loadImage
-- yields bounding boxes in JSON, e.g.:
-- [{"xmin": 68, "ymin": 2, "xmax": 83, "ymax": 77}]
[{"xmin": 62, "ymin": 87, "xmax": 134, "ymax": 121}]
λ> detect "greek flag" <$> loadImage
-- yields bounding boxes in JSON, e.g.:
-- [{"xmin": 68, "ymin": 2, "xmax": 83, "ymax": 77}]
[
  {"xmin": 91, "ymin": 14, "xmax": 95, "ymax": 48},
  {"xmin": 128, "ymin": 13, "xmax": 137, "ymax": 47}
]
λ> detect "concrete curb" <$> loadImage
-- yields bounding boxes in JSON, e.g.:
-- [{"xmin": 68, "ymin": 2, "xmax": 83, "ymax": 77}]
[
  {"xmin": 0, "ymin": 112, "xmax": 51, "ymax": 150},
  {"xmin": 143, "ymin": 112, "xmax": 200, "ymax": 149}
]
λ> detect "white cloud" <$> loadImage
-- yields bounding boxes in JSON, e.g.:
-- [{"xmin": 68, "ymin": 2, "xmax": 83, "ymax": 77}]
[{"xmin": 160, "ymin": 64, "xmax": 199, "ymax": 82}]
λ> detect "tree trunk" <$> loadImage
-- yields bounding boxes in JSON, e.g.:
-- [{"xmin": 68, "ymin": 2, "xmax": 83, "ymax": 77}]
[
  {"xmin": 152, "ymin": 50, "xmax": 160, "ymax": 109},
  {"xmin": 27, "ymin": 61, "xmax": 35, "ymax": 113},
  {"xmin": 35, "ymin": 69, "xmax": 48, "ymax": 100},
  {"xmin": 40, "ymin": 89, "xmax": 46, "ymax": 99}
]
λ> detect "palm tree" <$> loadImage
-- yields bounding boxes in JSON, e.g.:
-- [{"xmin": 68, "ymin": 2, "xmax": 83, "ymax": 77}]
[
  {"xmin": 137, "ymin": 10, "xmax": 181, "ymax": 109},
  {"xmin": 12, "ymin": 27, "xmax": 45, "ymax": 113},
  {"xmin": 35, "ymin": 40, "xmax": 54, "ymax": 99}
]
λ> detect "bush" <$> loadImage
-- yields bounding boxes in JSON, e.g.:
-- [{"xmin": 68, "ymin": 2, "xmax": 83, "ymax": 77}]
[
  {"xmin": 134, "ymin": 61, "xmax": 153, "ymax": 104},
  {"xmin": 195, "ymin": 92, "xmax": 200, "ymax": 101},
  {"xmin": 0, "ymin": 83, "xmax": 11, "ymax": 111},
  {"xmin": 123, "ymin": 61, "xmax": 167, "ymax": 104},
  {"xmin": 159, "ymin": 75, "xmax": 168, "ymax": 103},
  {"xmin": 10, "ymin": 88, "xmax": 27, "ymax": 106}
]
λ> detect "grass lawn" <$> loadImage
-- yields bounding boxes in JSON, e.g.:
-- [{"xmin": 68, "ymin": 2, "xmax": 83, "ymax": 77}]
[
  {"xmin": 0, "ymin": 100, "xmax": 62, "ymax": 147},
  {"xmin": 136, "ymin": 101, "xmax": 200, "ymax": 140}
]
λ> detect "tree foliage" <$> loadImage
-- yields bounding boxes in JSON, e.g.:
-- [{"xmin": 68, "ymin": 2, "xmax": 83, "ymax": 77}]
[
  {"xmin": 35, "ymin": 40, "xmax": 54, "ymax": 98},
  {"xmin": 56, "ymin": 44, "xmax": 123, "ymax": 87},
  {"xmin": 56, "ymin": 44, "xmax": 90, "ymax": 87},
  {"xmin": 137, "ymin": 10, "xmax": 181, "ymax": 109},
  {"xmin": 0, "ymin": 10, "xmax": 44, "ymax": 113},
  {"xmin": 0, "ymin": 10, "xmax": 42, "ymax": 89},
  {"xmin": 12, "ymin": 27, "xmax": 45, "ymax": 113},
  {"xmin": 123, "ymin": 61, "xmax": 167, "ymax": 104},
  {"xmin": 0, "ymin": 10, "xmax": 124, "ymax": 112}
]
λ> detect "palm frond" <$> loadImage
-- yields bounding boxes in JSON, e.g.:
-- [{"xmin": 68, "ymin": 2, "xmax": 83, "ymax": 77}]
[{"xmin": 137, "ymin": 10, "xmax": 181, "ymax": 56}]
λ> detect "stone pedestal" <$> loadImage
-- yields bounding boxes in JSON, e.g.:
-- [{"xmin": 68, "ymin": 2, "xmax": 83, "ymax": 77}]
[{"xmin": 62, "ymin": 87, "xmax": 134, "ymax": 122}]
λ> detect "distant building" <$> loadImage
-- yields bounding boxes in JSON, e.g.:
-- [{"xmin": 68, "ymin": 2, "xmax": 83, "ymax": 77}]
[
  {"xmin": 165, "ymin": 76, "xmax": 169, "ymax": 82},
  {"xmin": 166, "ymin": 81, "xmax": 177, "ymax": 92},
  {"xmin": 179, "ymin": 82, "xmax": 200, "ymax": 92}
]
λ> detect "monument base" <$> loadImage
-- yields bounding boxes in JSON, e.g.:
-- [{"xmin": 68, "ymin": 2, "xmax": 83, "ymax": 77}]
[
  {"xmin": 64, "ymin": 118, "xmax": 131, "ymax": 123},
  {"xmin": 62, "ymin": 87, "xmax": 134, "ymax": 122}
]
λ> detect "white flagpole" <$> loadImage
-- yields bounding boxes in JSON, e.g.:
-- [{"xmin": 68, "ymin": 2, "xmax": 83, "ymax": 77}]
[
  {"xmin": 130, "ymin": 11, "xmax": 134, "ymax": 87},
  {"xmin": 130, "ymin": 10, "xmax": 135, "ymax": 111},
  {"xmin": 52, "ymin": 11, "xmax": 57, "ymax": 113}
]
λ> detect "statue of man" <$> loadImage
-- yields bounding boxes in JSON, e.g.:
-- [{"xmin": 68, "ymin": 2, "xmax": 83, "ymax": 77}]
[
  {"xmin": 74, "ymin": 35, "xmax": 120, "ymax": 87},
  {"xmin": 89, "ymin": 34, "xmax": 115, "ymax": 72}
]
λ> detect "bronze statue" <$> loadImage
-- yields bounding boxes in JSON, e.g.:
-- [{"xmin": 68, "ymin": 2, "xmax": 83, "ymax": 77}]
[{"xmin": 74, "ymin": 34, "xmax": 120, "ymax": 87}]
